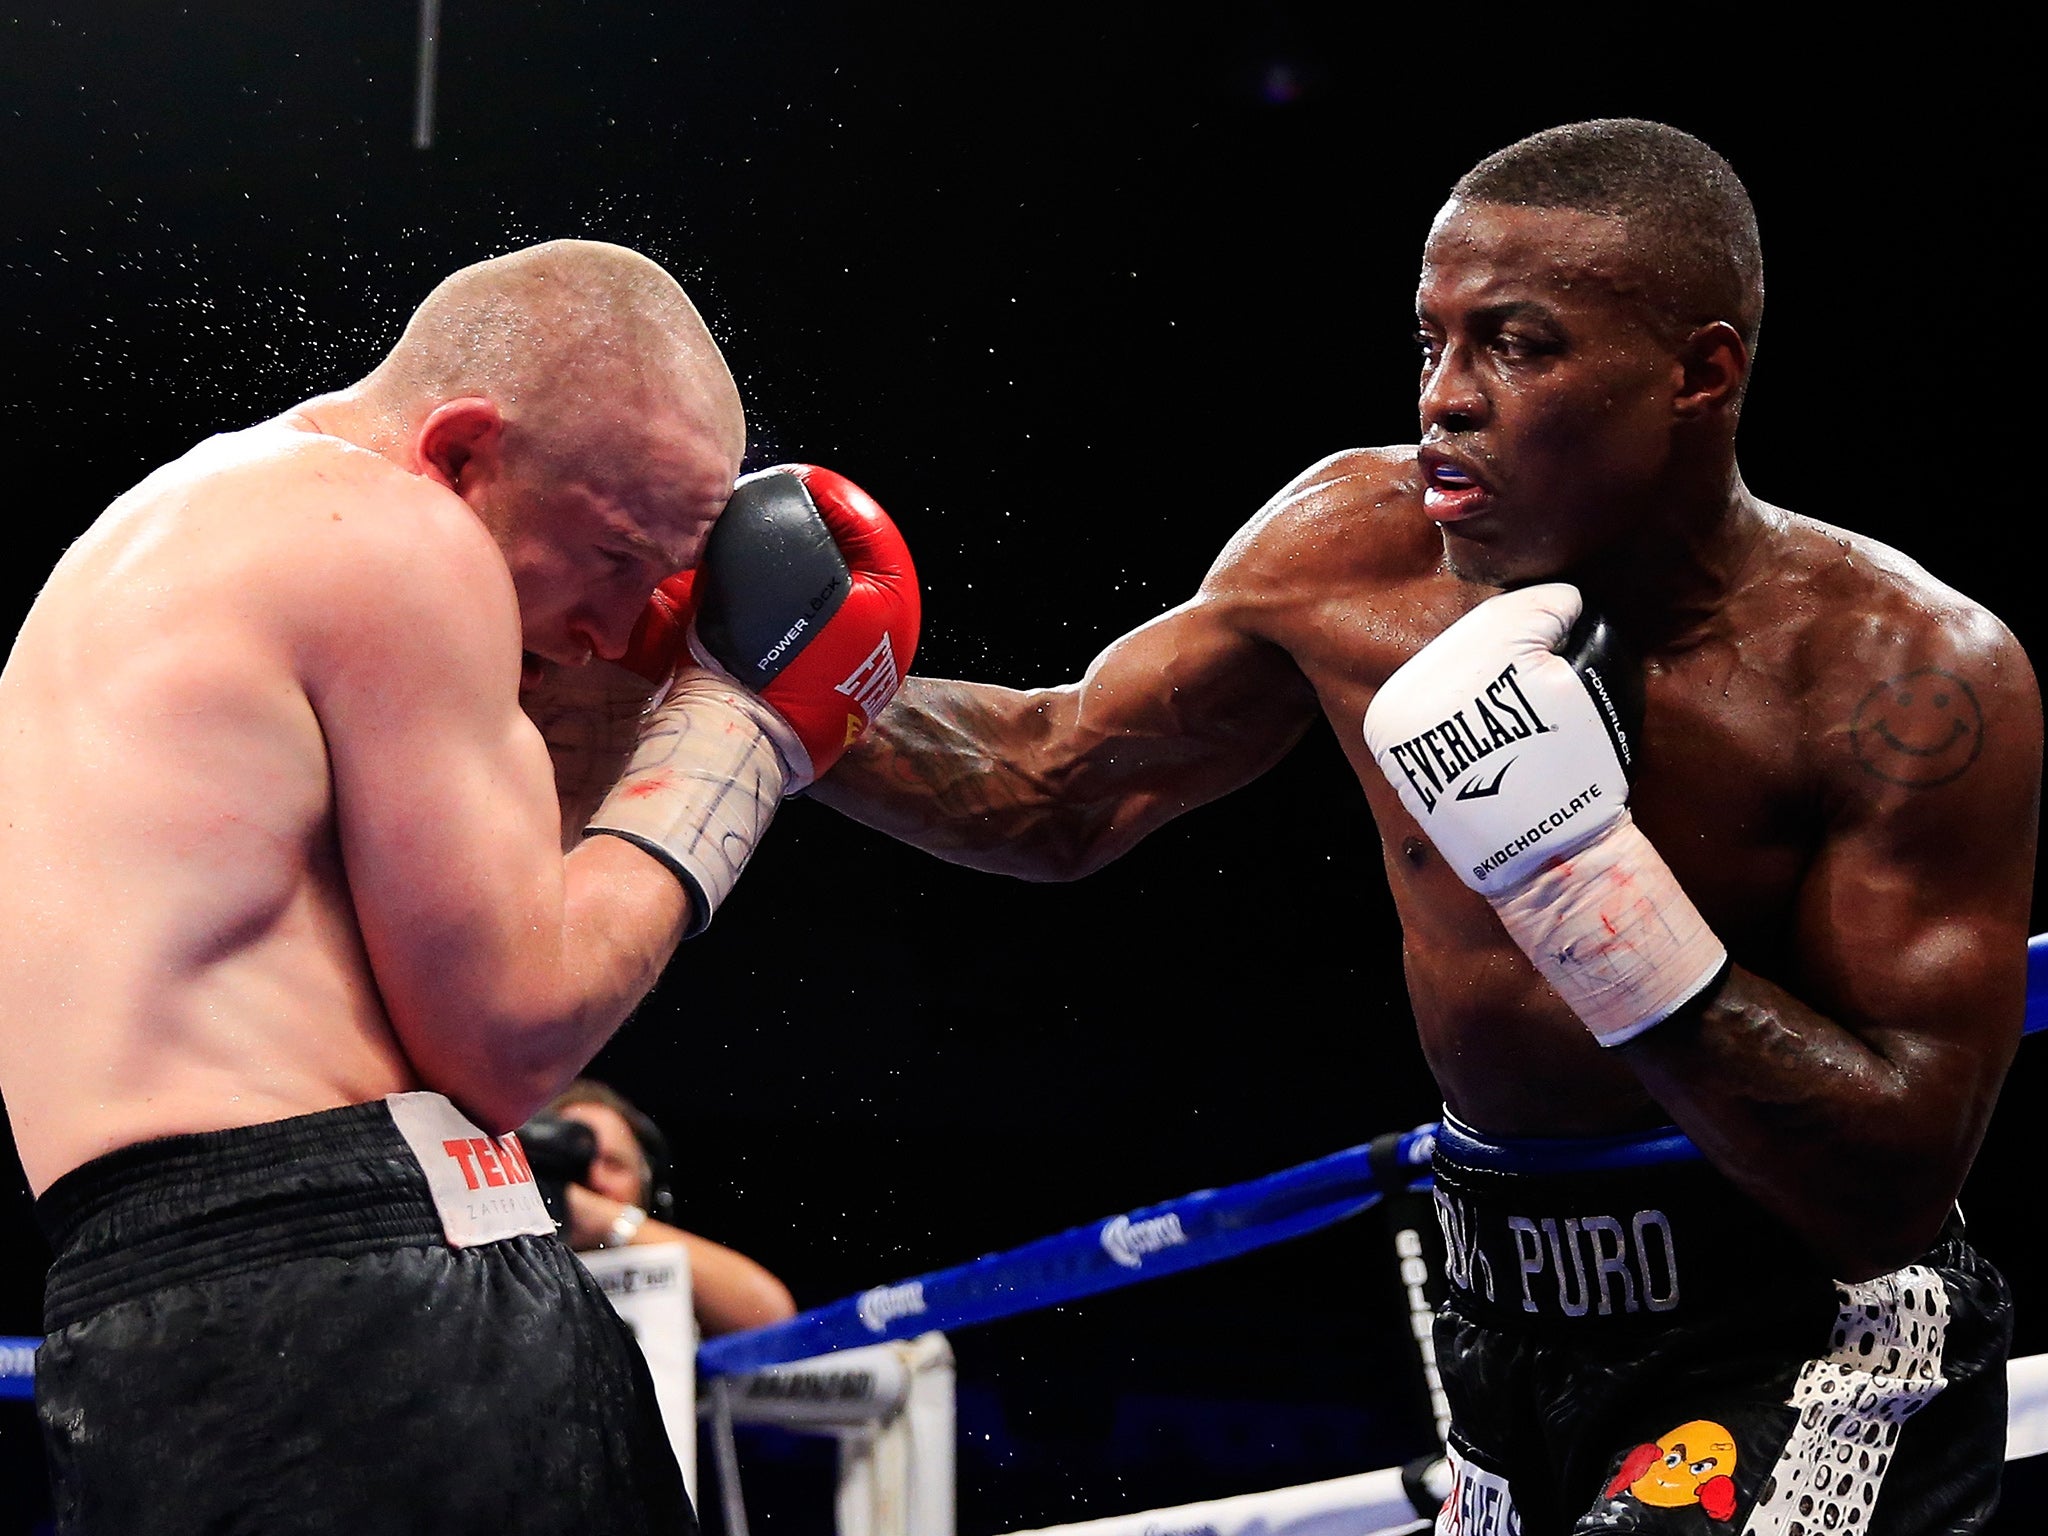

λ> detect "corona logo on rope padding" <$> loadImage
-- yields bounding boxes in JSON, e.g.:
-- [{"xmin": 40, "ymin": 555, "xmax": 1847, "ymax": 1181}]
[
  {"xmin": 855, "ymin": 1280, "xmax": 927, "ymax": 1334},
  {"xmin": 1100, "ymin": 1210, "xmax": 1189, "ymax": 1269}
]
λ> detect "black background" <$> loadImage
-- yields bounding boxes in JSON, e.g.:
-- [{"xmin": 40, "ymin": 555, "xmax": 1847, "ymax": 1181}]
[{"xmin": 1, "ymin": 6, "xmax": 2041, "ymax": 1531}]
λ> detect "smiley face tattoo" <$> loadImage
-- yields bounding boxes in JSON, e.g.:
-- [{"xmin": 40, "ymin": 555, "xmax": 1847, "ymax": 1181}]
[{"xmin": 1850, "ymin": 668, "xmax": 1985, "ymax": 788}]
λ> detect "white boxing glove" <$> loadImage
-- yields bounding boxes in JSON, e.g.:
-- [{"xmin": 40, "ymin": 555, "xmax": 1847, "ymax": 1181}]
[{"xmin": 1364, "ymin": 584, "xmax": 1727, "ymax": 1045}]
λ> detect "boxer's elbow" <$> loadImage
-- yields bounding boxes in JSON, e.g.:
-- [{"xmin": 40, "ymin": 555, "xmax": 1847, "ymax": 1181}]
[
  {"xmin": 1011, "ymin": 827, "xmax": 1128, "ymax": 882},
  {"xmin": 822, "ymin": 692, "xmax": 1158, "ymax": 881},
  {"xmin": 471, "ymin": 1030, "xmax": 601, "ymax": 1135},
  {"xmin": 947, "ymin": 756, "xmax": 1162, "ymax": 881},
  {"xmin": 403, "ymin": 926, "xmax": 668, "ymax": 1133},
  {"xmin": 422, "ymin": 1064, "xmax": 554, "ymax": 1139},
  {"xmin": 823, "ymin": 782, "xmax": 1121, "ymax": 881},
  {"xmin": 1009, "ymin": 792, "xmax": 1165, "ymax": 881},
  {"xmin": 918, "ymin": 815, "xmax": 1126, "ymax": 882},
  {"xmin": 392, "ymin": 1007, "xmax": 584, "ymax": 1137},
  {"xmin": 1817, "ymin": 1207, "xmax": 1957, "ymax": 1285},
  {"xmin": 1797, "ymin": 1164, "xmax": 1966, "ymax": 1283},
  {"xmin": 470, "ymin": 1078, "xmax": 557, "ymax": 1138}
]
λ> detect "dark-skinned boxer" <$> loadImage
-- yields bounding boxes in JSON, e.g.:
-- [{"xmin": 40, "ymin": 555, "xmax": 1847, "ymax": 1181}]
[{"xmin": 810, "ymin": 122, "xmax": 2040, "ymax": 1532}]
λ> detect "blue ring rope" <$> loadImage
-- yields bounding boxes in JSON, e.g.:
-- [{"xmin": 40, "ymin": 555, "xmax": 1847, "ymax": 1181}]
[
  {"xmin": 698, "ymin": 1126, "xmax": 1437, "ymax": 1377},
  {"xmin": 6, "ymin": 934, "xmax": 2048, "ymax": 1395},
  {"xmin": 703, "ymin": 932, "xmax": 2048, "ymax": 1377}
]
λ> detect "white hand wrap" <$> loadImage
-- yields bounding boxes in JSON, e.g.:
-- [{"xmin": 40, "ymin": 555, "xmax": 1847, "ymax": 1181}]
[
  {"xmin": 1491, "ymin": 813, "xmax": 1729, "ymax": 1044},
  {"xmin": 1365, "ymin": 584, "xmax": 1726, "ymax": 1045},
  {"xmin": 585, "ymin": 666, "xmax": 801, "ymax": 937}
]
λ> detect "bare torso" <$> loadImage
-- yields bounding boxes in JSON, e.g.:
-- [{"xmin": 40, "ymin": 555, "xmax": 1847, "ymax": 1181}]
[
  {"xmin": 1242, "ymin": 451, "xmax": 1824, "ymax": 1131},
  {"xmin": 3, "ymin": 245, "xmax": 737, "ymax": 1207},
  {"xmin": 0, "ymin": 424, "xmax": 424, "ymax": 1192},
  {"xmin": 819, "ymin": 443, "xmax": 2035, "ymax": 1171}
]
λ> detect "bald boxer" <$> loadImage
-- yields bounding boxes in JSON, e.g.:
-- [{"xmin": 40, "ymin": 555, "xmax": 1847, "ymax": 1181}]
[
  {"xmin": 0, "ymin": 240, "xmax": 917, "ymax": 1534},
  {"xmin": 813, "ymin": 122, "xmax": 2041, "ymax": 1531}
]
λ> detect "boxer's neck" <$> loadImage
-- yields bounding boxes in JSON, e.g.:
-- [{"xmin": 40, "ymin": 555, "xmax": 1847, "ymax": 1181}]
[
  {"xmin": 1572, "ymin": 476, "xmax": 1774, "ymax": 655},
  {"xmin": 279, "ymin": 387, "xmax": 411, "ymax": 465}
]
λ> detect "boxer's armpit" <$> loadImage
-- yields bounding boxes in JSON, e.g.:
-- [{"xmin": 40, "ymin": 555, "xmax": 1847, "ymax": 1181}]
[{"xmin": 520, "ymin": 659, "xmax": 664, "ymax": 849}]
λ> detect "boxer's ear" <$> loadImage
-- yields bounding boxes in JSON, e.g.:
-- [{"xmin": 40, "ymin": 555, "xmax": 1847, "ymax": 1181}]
[
  {"xmin": 415, "ymin": 398, "xmax": 505, "ymax": 493},
  {"xmin": 1673, "ymin": 322, "xmax": 1748, "ymax": 420}
]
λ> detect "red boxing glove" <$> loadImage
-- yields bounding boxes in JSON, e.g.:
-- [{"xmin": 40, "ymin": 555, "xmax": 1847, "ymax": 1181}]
[
  {"xmin": 618, "ymin": 569, "xmax": 698, "ymax": 683},
  {"xmin": 682, "ymin": 462, "xmax": 920, "ymax": 789},
  {"xmin": 585, "ymin": 464, "xmax": 918, "ymax": 933}
]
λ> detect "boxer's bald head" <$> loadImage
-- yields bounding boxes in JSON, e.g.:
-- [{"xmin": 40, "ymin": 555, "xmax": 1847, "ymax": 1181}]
[
  {"xmin": 367, "ymin": 239, "xmax": 745, "ymax": 473},
  {"xmin": 336, "ymin": 240, "xmax": 747, "ymax": 667}
]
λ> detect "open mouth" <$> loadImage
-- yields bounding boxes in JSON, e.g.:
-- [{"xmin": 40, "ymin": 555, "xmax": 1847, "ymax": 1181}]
[
  {"xmin": 1419, "ymin": 450, "xmax": 1492, "ymax": 523},
  {"xmin": 520, "ymin": 651, "xmax": 548, "ymax": 689}
]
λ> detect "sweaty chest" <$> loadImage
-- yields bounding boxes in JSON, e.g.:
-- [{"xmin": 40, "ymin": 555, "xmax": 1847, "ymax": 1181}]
[
  {"xmin": 1628, "ymin": 657, "xmax": 1817, "ymax": 960},
  {"xmin": 1282, "ymin": 586, "xmax": 1819, "ymax": 961}
]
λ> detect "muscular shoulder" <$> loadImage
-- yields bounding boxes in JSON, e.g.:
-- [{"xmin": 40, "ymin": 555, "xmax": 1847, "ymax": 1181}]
[
  {"xmin": 1776, "ymin": 514, "xmax": 2029, "ymax": 681},
  {"xmin": 36, "ymin": 423, "xmax": 491, "ymax": 636},
  {"xmin": 65, "ymin": 423, "xmax": 523, "ymax": 716},
  {"xmin": 243, "ymin": 426, "xmax": 498, "ymax": 578},
  {"xmin": 293, "ymin": 450, "xmax": 524, "ymax": 717},
  {"xmin": 194, "ymin": 426, "xmax": 514, "ymax": 664},
  {"xmin": 1766, "ymin": 513, "xmax": 2040, "ymax": 801},
  {"xmin": 1203, "ymin": 445, "xmax": 1437, "ymax": 599},
  {"xmin": 90, "ymin": 423, "xmax": 489, "ymax": 573}
]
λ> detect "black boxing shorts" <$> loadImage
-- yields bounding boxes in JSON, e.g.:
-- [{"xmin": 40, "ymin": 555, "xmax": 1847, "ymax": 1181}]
[
  {"xmin": 1425, "ymin": 1112, "xmax": 2011, "ymax": 1535},
  {"xmin": 33, "ymin": 1093, "xmax": 697, "ymax": 1536}
]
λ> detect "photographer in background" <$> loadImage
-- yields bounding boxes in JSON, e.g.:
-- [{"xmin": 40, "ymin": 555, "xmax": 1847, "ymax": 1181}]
[{"xmin": 523, "ymin": 1079, "xmax": 798, "ymax": 1338}]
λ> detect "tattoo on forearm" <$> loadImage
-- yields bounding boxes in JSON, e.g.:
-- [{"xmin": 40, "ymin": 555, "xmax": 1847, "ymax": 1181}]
[
  {"xmin": 836, "ymin": 690, "xmax": 1051, "ymax": 849},
  {"xmin": 1849, "ymin": 669, "xmax": 1983, "ymax": 788},
  {"xmin": 870, "ymin": 727, "xmax": 1021, "ymax": 821}
]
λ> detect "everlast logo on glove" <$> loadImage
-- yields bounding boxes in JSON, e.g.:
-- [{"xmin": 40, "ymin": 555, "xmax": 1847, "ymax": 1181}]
[
  {"xmin": 1365, "ymin": 586, "xmax": 1720, "ymax": 1045},
  {"xmin": 1382, "ymin": 661, "xmax": 1552, "ymax": 814}
]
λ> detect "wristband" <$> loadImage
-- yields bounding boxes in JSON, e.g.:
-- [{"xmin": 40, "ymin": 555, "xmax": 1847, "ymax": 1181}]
[{"xmin": 603, "ymin": 1204, "xmax": 648, "ymax": 1249}]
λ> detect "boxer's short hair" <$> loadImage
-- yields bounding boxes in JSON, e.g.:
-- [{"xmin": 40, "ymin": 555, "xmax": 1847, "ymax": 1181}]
[{"xmin": 1453, "ymin": 118, "xmax": 1764, "ymax": 353}]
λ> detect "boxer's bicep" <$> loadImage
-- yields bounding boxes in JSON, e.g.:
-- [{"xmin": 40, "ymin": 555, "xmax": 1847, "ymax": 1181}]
[
  {"xmin": 1058, "ymin": 593, "xmax": 1320, "ymax": 866},
  {"xmin": 817, "ymin": 593, "xmax": 1314, "ymax": 877},
  {"xmin": 1627, "ymin": 613, "xmax": 2038, "ymax": 1276},
  {"xmin": 305, "ymin": 515, "xmax": 557, "ymax": 990},
  {"xmin": 298, "ymin": 503, "xmax": 673, "ymax": 1124},
  {"xmin": 1792, "ymin": 620, "xmax": 2041, "ymax": 1125}
]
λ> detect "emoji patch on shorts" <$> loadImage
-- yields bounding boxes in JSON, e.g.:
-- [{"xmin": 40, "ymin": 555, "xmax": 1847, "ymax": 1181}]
[{"xmin": 1604, "ymin": 1419, "xmax": 1738, "ymax": 1521}]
